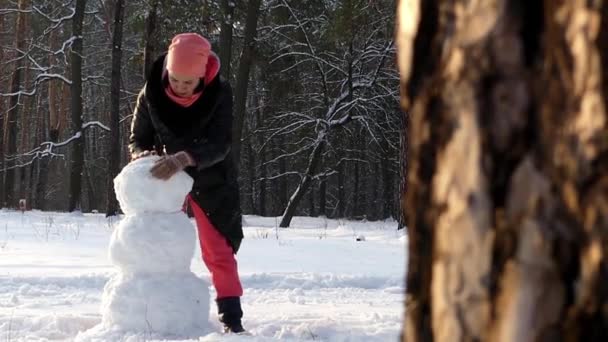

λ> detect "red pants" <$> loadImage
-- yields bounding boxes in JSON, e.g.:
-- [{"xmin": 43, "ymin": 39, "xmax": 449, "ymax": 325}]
[{"xmin": 187, "ymin": 195, "xmax": 243, "ymax": 299}]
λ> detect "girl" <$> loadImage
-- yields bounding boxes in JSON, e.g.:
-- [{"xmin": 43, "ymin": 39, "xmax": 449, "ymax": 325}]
[{"xmin": 128, "ymin": 33, "xmax": 245, "ymax": 334}]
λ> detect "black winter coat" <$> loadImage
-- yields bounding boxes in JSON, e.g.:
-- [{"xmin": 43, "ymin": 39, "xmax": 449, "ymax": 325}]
[{"xmin": 128, "ymin": 54, "xmax": 243, "ymax": 253}]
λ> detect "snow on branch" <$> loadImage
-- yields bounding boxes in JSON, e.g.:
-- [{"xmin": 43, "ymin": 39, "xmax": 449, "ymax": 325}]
[
  {"xmin": 2, "ymin": 121, "xmax": 112, "ymax": 172},
  {"xmin": 311, "ymin": 169, "xmax": 338, "ymax": 181},
  {"xmin": 0, "ymin": 8, "xmax": 32, "ymax": 15},
  {"xmin": 257, "ymin": 171, "xmax": 304, "ymax": 181},
  {"xmin": 270, "ymin": 51, "xmax": 348, "ymax": 77},
  {"xmin": 35, "ymin": 73, "xmax": 72, "ymax": 84},
  {"xmin": 263, "ymin": 139, "xmax": 318, "ymax": 165},
  {"xmin": 279, "ymin": 0, "xmax": 330, "ymax": 100},
  {"xmin": 32, "ymin": 5, "xmax": 75, "ymax": 24},
  {"xmin": 82, "ymin": 121, "xmax": 110, "ymax": 131}
]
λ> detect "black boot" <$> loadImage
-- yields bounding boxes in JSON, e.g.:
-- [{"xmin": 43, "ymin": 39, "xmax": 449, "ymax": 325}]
[{"xmin": 217, "ymin": 297, "xmax": 245, "ymax": 334}]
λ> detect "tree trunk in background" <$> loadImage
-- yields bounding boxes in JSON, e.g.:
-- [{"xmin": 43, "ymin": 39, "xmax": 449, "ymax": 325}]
[
  {"xmin": 382, "ymin": 150, "xmax": 392, "ymax": 219},
  {"xmin": 3, "ymin": 0, "xmax": 29, "ymax": 208},
  {"xmin": 32, "ymin": 24, "xmax": 64, "ymax": 210},
  {"xmin": 143, "ymin": 0, "xmax": 159, "ymax": 78},
  {"xmin": 397, "ymin": 1, "xmax": 608, "ymax": 341},
  {"xmin": 308, "ymin": 182, "xmax": 315, "ymax": 217},
  {"xmin": 68, "ymin": 0, "xmax": 87, "ymax": 212},
  {"xmin": 352, "ymin": 144, "xmax": 360, "ymax": 218},
  {"xmin": 19, "ymin": 52, "xmax": 33, "ymax": 205},
  {"xmin": 370, "ymin": 162, "xmax": 379, "ymax": 220},
  {"xmin": 33, "ymin": 91, "xmax": 48, "ymax": 209},
  {"xmin": 256, "ymin": 101, "xmax": 267, "ymax": 216},
  {"xmin": 219, "ymin": 0, "xmax": 234, "ymax": 80},
  {"xmin": 106, "ymin": 0, "xmax": 125, "ymax": 216},
  {"xmin": 277, "ymin": 134, "xmax": 288, "ymax": 215},
  {"xmin": 359, "ymin": 148, "xmax": 367, "ymax": 220},
  {"xmin": 319, "ymin": 178, "xmax": 326, "ymax": 217},
  {"xmin": 337, "ymin": 162, "xmax": 345, "ymax": 217},
  {"xmin": 259, "ymin": 153, "xmax": 267, "ymax": 216},
  {"xmin": 232, "ymin": 0, "xmax": 261, "ymax": 168},
  {"xmin": 0, "ymin": 6, "xmax": 5, "ymax": 205},
  {"xmin": 279, "ymin": 141, "xmax": 325, "ymax": 227},
  {"xmin": 247, "ymin": 135, "xmax": 255, "ymax": 213}
]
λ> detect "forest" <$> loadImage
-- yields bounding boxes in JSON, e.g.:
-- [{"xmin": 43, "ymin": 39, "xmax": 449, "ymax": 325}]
[{"xmin": 0, "ymin": 0, "xmax": 402, "ymax": 226}]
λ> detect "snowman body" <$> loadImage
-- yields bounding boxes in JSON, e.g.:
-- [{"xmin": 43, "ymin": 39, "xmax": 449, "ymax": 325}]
[{"xmin": 78, "ymin": 157, "xmax": 209, "ymax": 340}]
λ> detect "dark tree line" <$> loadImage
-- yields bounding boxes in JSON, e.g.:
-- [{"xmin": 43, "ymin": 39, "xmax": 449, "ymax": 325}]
[{"xmin": 0, "ymin": 0, "xmax": 401, "ymax": 225}]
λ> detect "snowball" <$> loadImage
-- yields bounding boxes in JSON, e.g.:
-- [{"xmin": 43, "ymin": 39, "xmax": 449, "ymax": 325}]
[
  {"xmin": 114, "ymin": 156, "xmax": 194, "ymax": 215},
  {"xmin": 109, "ymin": 213, "xmax": 196, "ymax": 274},
  {"xmin": 99, "ymin": 272, "xmax": 209, "ymax": 337}
]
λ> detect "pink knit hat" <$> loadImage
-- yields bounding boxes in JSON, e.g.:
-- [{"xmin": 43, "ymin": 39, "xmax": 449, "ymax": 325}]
[{"xmin": 166, "ymin": 33, "xmax": 211, "ymax": 78}]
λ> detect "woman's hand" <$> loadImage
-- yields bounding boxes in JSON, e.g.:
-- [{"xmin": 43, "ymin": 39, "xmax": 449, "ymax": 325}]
[
  {"xmin": 131, "ymin": 150, "xmax": 157, "ymax": 161},
  {"xmin": 150, "ymin": 151, "xmax": 196, "ymax": 180}
]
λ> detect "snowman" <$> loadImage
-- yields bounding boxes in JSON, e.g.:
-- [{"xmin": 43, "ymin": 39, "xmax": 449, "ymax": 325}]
[{"xmin": 77, "ymin": 156, "xmax": 210, "ymax": 340}]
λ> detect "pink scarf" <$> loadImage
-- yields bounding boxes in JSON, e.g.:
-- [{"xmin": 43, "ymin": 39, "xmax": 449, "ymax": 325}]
[{"xmin": 164, "ymin": 85, "xmax": 202, "ymax": 108}]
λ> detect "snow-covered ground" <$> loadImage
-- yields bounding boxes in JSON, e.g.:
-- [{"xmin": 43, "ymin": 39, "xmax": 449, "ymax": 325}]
[{"xmin": 0, "ymin": 210, "xmax": 406, "ymax": 341}]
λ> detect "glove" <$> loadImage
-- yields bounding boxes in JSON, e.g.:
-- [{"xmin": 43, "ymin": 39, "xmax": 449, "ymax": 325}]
[
  {"xmin": 131, "ymin": 150, "xmax": 157, "ymax": 160},
  {"xmin": 150, "ymin": 151, "xmax": 195, "ymax": 180}
]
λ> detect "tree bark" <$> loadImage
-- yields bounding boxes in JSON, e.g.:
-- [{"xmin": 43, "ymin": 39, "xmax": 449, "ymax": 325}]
[
  {"xmin": 0, "ymin": 11, "xmax": 5, "ymax": 205},
  {"xmin": 337, "ymin": 162, "xmax": 345, "ymax": 217},
  {"xmin": 397, "ymin": 1, "xmax": 608, "ymax": 341},
  {"xmin": 105, "ymin": 0, "xmax": 124, "ymax": 216},
  {"xmin": 308, "ymin": 180, "xmax": 315, "ymax": 217},
  {"xmin": 219, "ymin": 0, "xmax": 235, "ymax": 80},
  {"xmin": 278, "ymin": 134, "xmax": 288, "ymax": 215},
  {"xmin": 247, "ymin": 134, "xmax": 255, "ymax": 213},
  {"xmin": 279, "ymin": 140, "xmax": 325, "ymax": 227},
  {"xmin": 382, "ymin": 149, "xmax": 392, "ymax": 219},
  {"xmin": 256, "ymin": 97, "xmax": 267, "ymax": 216},
  {"xmin": 143, "ymin": 0, "xmax": 159, "ymax": 78},
  {"xmin": 19, "ymin": 49, "xmax": 33, "ymax": 205},
  {"xmin": 33, "ymin": 90, "xmax": 48, "ymax": 210},
  {"xmin": 352, "ymin": 132, "xmax": 361, "ymax": 218},
  {"xmin": 68, "ymin": 0, "xmax": 87, "ymax": 212},
  {"xmin": 232, "ymin": 0, "xmax": 261, "ymax": 168},
  {"xmin": 319, "ymin": 178, "xmax": 326, "ymax": 217},
  {"xmin": 3, "ymin": 0, "xmax": 29, "ymax": 208}
]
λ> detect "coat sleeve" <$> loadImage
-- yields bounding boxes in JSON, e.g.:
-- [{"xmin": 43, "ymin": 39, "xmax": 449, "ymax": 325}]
[
  {"xmin": 128, "ymin": 88, "xmax": 156, "ymax": 156},
  {"xmin": 186, "ymin": 83, "xmax": 233, "ymax": 171}
]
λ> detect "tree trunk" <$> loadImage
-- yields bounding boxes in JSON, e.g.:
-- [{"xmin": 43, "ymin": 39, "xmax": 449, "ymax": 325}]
[
  {"xmin": 308, "ymin": 181, "xmax": 315, "ymax": 217},
  {"xmin": 370, "ymin": 162, "xmax": 379, "ymax": 220},
  {"xmin": 19, "ymin": 51, "xmax": 33, "ymax": 205},
  {"xmin": 382, "ymin": 149, "xmax": 392, "ymax": 219},
  {"xmin": 33, "ymin": 90, "xmax": 47, "ymax": 209},
  {"xmin": 0, "ymin": 4, "xmax": 5, "ymax": 205},
  {"xmin": 256, "ymin": 102, "xmax": 266, "ymax": 216},
  {"xmin": 278, "ymin": 134, "xmax": 288, "ymax": 216},
  {"xmin": 397, "ymin": 1, "xmax": 608, "ymax": 341},
  {"xmin": 3, "ymin": 0, "xmax": 29, "ymax": 208},
  {"xmin": 68, "ymin": 0, "xmax": 87, "ymax": 212},
  {"xmin": 231, "ymin": 0, "xmax": 261, "ymax": 168},
  {"xmin": 219, "ymin": 0, "xmax": 234, "ymax": 80},
  {"xmin": 84, "ymin": 163, "xmax": 96, "ymax": 211},
  {"xmin": 279, "ymin": 140, "xmax": 325, "ymax": 227},
  {"xmin": 319, "ymin": 178, "xmax": 326, "ymax": 217},
  {"xmin": 337, "ymin": 162, "xmax": 345, "ymax": 218},
  {"xmin": 36, "ymin": 24, "xmax": 61, "ymax": 210},
  {"xmin": 143, "ymin": 0, "xmax": 159, "ymax": 78},
  {"xmin": 106, "ymin": 0, "xmax": 124, "ymax": 217},
  {"xmin": 259, "ymin": 150, "xmax": 267, "ymax": 216},
  {"xmin": 247, "ymin": 134, "xmax": 255, "ymax": 214},
  {"xmin": 353, "ymin": 159, "xmax": 359, "ymax": 218}
]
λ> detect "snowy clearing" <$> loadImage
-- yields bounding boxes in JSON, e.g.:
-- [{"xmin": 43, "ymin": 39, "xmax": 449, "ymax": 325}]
[{"xmin": 0, "ymin": 210, "xmax": 405, "ymax": 341}]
